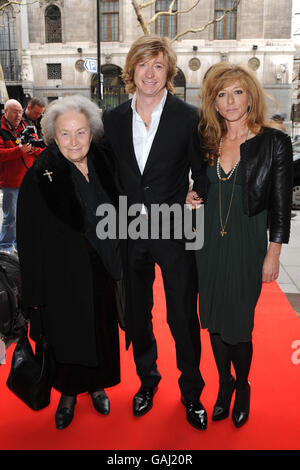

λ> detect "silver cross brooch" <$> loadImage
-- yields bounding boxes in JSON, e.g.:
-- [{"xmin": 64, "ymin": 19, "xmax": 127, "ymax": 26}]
[{"xmin": 43, "ymin": 170, "xmax": 53, "ymax": 182}]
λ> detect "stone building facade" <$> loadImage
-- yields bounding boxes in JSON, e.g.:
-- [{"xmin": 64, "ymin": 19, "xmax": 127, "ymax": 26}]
[{"xmin": 0, "ymin": 0, "xmax": 295, "ymax": 127}]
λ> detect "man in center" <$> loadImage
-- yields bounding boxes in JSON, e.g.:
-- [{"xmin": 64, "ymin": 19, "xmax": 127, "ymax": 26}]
[{"xmin": 102, "ymin": 35, "xmax": 207, "ymax": 430}]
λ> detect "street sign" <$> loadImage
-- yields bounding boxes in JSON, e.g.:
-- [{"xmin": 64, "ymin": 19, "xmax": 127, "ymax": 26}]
[
  {"xmin": 83, "ymin": 59, "xmax": 103, "ymax": 102},
  {"xmin": 84, "ymin": 58, "xmax": 98, "ymax": 73}
]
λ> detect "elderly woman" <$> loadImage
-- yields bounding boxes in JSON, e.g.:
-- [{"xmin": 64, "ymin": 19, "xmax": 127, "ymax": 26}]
[
  {"xmin": 187, "ymin": 63, "xmax": 293, "ymax": 428},
  {"xmin": 16, "ymin": 95, "xmax": 122, "ymax": 429}
]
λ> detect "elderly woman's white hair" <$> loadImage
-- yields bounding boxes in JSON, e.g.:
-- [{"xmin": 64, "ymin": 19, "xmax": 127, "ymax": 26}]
[{"xmin": 41, "ymin": 95, "xmax": 104, "ymax": 145}]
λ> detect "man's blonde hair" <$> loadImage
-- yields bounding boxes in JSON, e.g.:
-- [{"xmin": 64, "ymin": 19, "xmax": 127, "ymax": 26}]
[{"xmin": 122, "ymin": 35, "xmax": 177, "ymax": 95}]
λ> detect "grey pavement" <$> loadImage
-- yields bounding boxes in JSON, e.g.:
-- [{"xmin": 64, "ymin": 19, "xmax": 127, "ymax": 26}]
[
  {"xmin": 0, "ymin": 193, "xmax": 299, "ymax": 316},
  {"xmin": 277, "ymin": 210, "xmax": 300, "ymax": 317}
]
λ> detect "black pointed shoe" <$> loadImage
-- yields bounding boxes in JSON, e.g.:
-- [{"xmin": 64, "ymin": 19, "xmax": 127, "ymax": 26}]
[
  {"xmin": 133, "ymin": 386, "xmax": 158, "ymax": 417},
  {"xmin": 232, "ymin": 382, "xmax": 251, "ymax": 428},
  {"xmin": 212, "ymin": 375, "xmax": 236, "ymax": 421},
  {"xmin": 90, "ymin": 390, "xmax": 110, "ymax": 415},
  {"xmin": 181, "ymin": 397, "xmax": 207, "ymax": 430},
  {"xmin": 55, "ymin": 396, "xmax": 77, "ymax": 430}
]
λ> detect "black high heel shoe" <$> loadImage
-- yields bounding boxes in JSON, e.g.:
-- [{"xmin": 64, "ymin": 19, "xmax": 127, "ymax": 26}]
[
  {"xmin": 232, "ymin": 382, "xmax": 250, "ymax": 428},
  {"xmin": 212, "ymin": 375, "xmax": 236, "ymax": 421},
  {"xmin": 55, "ymin": 395, "xmax": 77, "ymax": 430}
]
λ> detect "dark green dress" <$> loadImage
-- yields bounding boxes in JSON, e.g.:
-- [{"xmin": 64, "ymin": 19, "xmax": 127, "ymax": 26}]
[{"xmin": 196, "ymin": 163, "xmax": 268, "ymax": 345}]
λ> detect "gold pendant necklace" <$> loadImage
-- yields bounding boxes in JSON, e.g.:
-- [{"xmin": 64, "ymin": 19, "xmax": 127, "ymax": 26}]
[
  {"xmin": 219, "ymin": 163, "xmax": 239, "ymax": 237},
  {"xmin": 217, "ymin": 128, "xmax": 250, "ymax": 236}
]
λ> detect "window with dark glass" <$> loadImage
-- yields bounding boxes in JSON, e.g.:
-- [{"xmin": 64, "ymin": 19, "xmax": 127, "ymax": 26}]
[
  {"xmin": 214, "ymin": 0, "xmax": 237, "ymax": 40},
  {"xmin": 292, "ymin": 58, "xmax": 300, "ymax": 123},
  {"xmin": 47, "ymin": 96, "xmax": 59, "ymax": 103},
  {"xmin": 91, "ymin": 65, "xmax": 128, "ymax": 111},
  {"xmin": 174, "ymin": 68, "xmax": 186, "ymax": 101},
  {"xmin": 0, "ymin": 6, "xmax": 20, "ymax": 81},
  {"xmin": 100, "ymin": 0, "xmax": 119, "ymax": 42},
  {"xmin": 155, "ymin": 0, "xmax": 177, "ymax": 39},
  {"xmin": 45, "ymin": 5, "xmax": 62, "ymax": 43},
  {"xmin": 47, "ymin": 63, "xmax": 62, "ymax": 80}
]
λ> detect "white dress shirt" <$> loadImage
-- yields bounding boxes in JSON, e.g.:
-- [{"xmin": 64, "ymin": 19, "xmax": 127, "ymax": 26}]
[{"xmin": 131, "ymin": 88, "xmax": 167, "ymax": 214}]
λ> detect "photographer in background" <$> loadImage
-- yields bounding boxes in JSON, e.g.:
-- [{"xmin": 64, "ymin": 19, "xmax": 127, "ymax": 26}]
[
  {"xmin": 23, "ymin": 97, "xmax": 45, "ymax": 140},
  {"xmin": 0, "ymin": 99, "xmax": 43, "ymax": 253}
]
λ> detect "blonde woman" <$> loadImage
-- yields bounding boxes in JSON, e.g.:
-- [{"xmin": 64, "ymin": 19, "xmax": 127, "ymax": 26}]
[{"xmin": 187, "ymin": 62, "xmax": 293, "ymax": 428}]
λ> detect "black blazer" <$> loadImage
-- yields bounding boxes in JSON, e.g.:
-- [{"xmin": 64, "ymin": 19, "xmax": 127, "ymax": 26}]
[{"xmin": 102, "ymin": 92, "xmax": 208, "ymax": 212}]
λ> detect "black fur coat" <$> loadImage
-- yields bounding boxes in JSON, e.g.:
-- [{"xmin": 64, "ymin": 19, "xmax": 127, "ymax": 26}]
[{"xmin": 16, "ymin": 141, "xmax": 122, "ymax": 366}]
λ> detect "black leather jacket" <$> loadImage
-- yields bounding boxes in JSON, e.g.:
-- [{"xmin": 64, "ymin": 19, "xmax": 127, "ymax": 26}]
[{"xmin": 239, "ymin": 127, "xmax": 293, "ymax": 244}]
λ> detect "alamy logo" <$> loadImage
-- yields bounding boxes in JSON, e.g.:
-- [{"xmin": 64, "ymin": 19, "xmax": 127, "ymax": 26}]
[
  {"xmin": 291, "ymin": 340, "xmax": 300, "ymax": 365},
  {"xmin": 95, "ymin": 196, "xmax": 204, "ymax": 250}
]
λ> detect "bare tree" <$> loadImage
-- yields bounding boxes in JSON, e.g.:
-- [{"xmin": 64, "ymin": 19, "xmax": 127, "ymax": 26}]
[
  {"xmin": 0, "ymin": 0, "xmax": 37, "ymax": 14},
  {"xmin": 0, "ymin": 1, "xmax": 20, "ymax": 12},
  {"xmin": 131, "ymin": 0, "xmax": 241, "ymax": 42}
]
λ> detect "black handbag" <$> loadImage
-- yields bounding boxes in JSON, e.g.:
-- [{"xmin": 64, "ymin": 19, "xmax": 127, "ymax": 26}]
[{"xmin": 6, "ymin": 320, "xmax": 56, "ymax": 411}]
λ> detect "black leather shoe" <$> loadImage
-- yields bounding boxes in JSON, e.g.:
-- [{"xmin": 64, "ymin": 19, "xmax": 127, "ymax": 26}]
[
  {"xmin": 212, "ymin": 375, "xmax": 236, "ymax": 421},
  {"xmin": 90, "ymin": 390, "xmax": 110, "ymax": 415},
  {"xmin": 232, "ymin": 382, "xmax": 250, "ymax": 428},
  {"xmin": 181, "ymin": 397, "xmax": 207, "ymax": 430},
  {"xmin": 133, "ymin": 386, "xmax": 158, "ymax": 417},
  {"xmin": 55, "ymin": 396, "xmax": 76, "ymax": 430}
]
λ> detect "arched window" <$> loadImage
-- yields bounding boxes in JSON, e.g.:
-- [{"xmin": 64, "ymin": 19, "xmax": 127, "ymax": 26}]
[
  {"xmin": 91, "ymin": 64, "xmax": 128, "ymax": 111},
  {"xmin": 45, "ymin": 5, "xmax": 62, "ymax": 43},
  {"xmin": 0, "ymin": 6, "xmax": 20, "ymax": 81},
  {"xmin": 174, "ymin": 68, "xmax": 186, "ymax": 101}
]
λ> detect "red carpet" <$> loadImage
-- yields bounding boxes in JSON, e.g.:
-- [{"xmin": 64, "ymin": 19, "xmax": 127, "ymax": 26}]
[{"xmin": 0, "ymin": 267, "xmax": 300, "ymax": 451}]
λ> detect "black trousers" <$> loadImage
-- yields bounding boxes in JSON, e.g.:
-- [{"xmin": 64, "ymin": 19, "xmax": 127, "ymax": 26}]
[{"xmin": 127, "ymin": 238, "xmax": 204, "ymax": 402}]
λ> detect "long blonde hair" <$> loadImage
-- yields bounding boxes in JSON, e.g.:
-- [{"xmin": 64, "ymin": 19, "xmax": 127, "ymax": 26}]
[
  {"xmin": 199, "ymin": 62, "xmax": 270, "ymax": 164},
  {"xmin": 122, "ymin": 35, "xmax": 177, "ymax": 95}
]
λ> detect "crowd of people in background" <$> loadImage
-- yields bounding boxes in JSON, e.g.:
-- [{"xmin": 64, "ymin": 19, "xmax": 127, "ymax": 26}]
[{"xmin": 0, "ymin": 97, "xmax": 44, "ymax": 253}]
